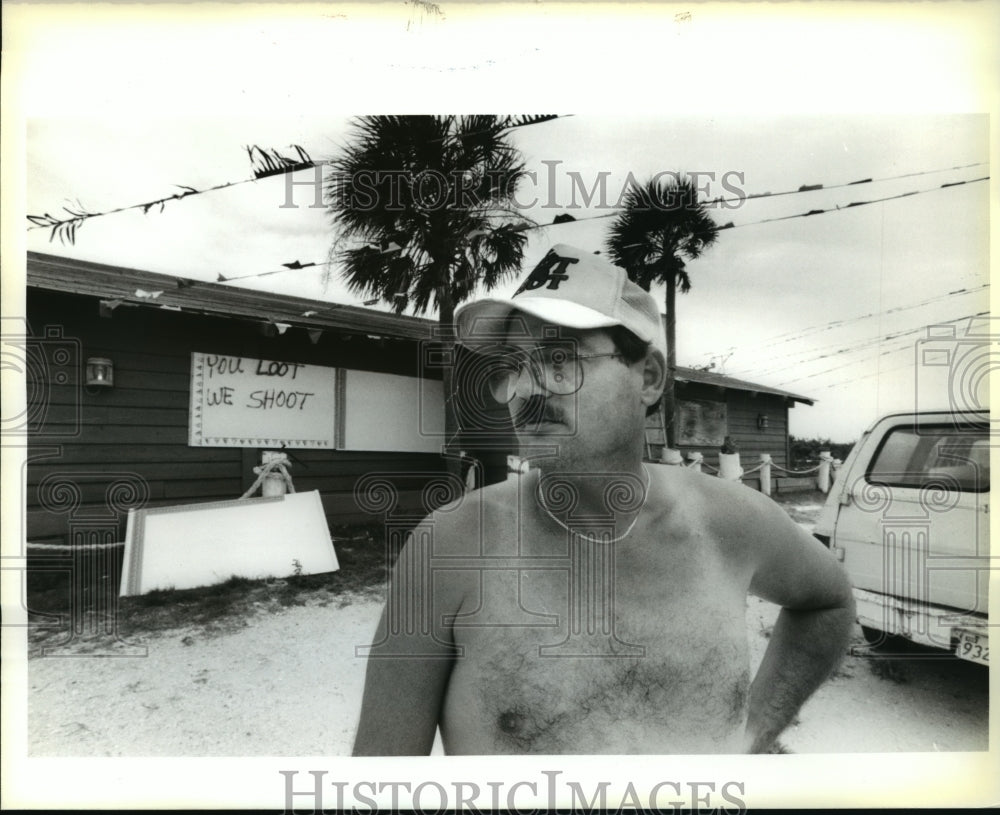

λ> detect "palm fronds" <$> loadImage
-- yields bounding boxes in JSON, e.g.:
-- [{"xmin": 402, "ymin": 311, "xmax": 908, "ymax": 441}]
[
  {"xmin": 605, "ymin": 176, "xmax": 719, "ymax": 291},
  {"xmin": 325, "ymin": 115, "xmax": 533, "ymax": 316}
]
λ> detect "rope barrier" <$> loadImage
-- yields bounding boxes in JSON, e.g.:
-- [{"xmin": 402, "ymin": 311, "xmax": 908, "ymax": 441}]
[
  {"xmin": 770, "ymin": 463, "xmax": 822, "ymax": 475},
  {"xmin": 677, "ymin": 454, "xmax": 833, "ymax": 481},
  {"xmin": 28, "ymin": 533, "xmax": 368, "ymax": 552},
  {"xmin": 25, "ymin": 540, "xmax": 124, "ymax": 551},
  {"xmin": 240, "ymin": 457, "xmax": 296, "ymax": 499}
]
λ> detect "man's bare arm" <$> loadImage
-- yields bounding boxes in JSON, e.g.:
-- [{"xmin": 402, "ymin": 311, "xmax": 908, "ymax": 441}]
[
  {"xmin": 352, "ymin": 520, "xmax": 465, "ymax": 756},
  {"xmin": 739, "ymin": 493, "xmax": 856, "ymax": 753},
  {"xmin": 742, "ymin": 601, "xmax": 855, "ymax": 753}
]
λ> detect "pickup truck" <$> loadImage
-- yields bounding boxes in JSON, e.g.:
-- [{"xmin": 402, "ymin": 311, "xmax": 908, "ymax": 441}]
[{"xmin": 813, "ymin": 410, "xmax": 990, "ymax": 664}]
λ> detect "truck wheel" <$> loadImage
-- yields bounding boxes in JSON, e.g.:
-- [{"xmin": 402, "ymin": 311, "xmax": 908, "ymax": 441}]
[{"xmin": 861, "ymin": 626, "xmax": 892, "ymax": 647}]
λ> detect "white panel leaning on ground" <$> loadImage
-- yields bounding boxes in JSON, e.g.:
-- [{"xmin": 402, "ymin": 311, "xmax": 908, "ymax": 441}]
[{"xmin": 352, "ymin": 244, "xmax": 856, "ymax": 755}]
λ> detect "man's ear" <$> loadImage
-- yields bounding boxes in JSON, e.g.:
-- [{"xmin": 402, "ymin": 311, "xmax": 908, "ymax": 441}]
[{"xmin": 640, "ymin": 348, "xmax": 667, "ymax": 407}]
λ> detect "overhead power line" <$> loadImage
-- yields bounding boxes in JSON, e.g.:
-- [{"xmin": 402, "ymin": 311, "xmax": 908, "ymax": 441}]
[
  {"xmin": 158, "ymin": 173, "xmax": 994, "ymax": 292},
  {"xmin": 721, "ymin": 176, "xmax": 989, "ymax": 231},
  {"xmin": 739, "ymin": 285, "xmax": 991, "ymax": 372},
  {"xmin": 762, "ymin": 309, "xmax": 989, "ymax": 380},
  {"xmin": 531, "ymin": 173, "xmax": 989, "ymax": 235},
  {"xmin": 704, "ymin": 161, "xmax": 987, "ymax": 208},
  {"xmin": 769, "ymin": 311, "xmax": 990, "ymax": 386},
  {"xmin": 763, "ymin": 335, "xmax": 921, "ymax": 385},
  {"xmin": 810, "ymin": 359, "xmax": 926, "ymax": 392},
  {"xmin": 701, "ymin": 281, "xmax": 990, "ymax": 360}
]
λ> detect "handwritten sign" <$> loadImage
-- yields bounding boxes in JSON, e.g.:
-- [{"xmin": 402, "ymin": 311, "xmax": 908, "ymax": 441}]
[
  {"xmin": 189, "ymin": 352, "xmax": 337, "ymax": 448},
  {"xmin": 677, "ymin": 399, "xmax": 728, "ymax": 446}
]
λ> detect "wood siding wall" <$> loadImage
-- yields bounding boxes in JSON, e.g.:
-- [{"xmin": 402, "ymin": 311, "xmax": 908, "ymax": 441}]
[
  {"xmin": 25, "ymin": 290, "xmax": 446, "ymax": 545},
  {"xmin": 673, "ymin": 382, "xmax": 794, "ymax": 476}
]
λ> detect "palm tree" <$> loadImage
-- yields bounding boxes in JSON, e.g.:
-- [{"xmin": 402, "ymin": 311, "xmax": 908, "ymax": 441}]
[
  {"xmin": 326, "ymin": 115, "xmax": 534, "ymax": 477},
  {"xmin": 605, "ymin": 176, "xmax": 720, "ymax": 452}
]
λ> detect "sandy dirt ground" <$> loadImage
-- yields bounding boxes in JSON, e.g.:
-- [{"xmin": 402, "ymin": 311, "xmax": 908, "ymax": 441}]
[
  {"xmin": 27, "ymin": 588, "xmax": 988, "ymax": 757},
  {"xmin": 24, "ymin": 498, "xmax": 989, "ymax": 757}
]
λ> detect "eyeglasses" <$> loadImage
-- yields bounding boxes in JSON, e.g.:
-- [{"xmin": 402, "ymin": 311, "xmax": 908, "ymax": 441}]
[{"xmin": 486, "ymin": 345, "xmax": 625, "ymax": 403}]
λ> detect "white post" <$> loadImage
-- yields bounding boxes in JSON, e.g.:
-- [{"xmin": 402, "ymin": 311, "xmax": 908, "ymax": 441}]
[
  {"xmin": 507, "ymin": 455, "xmax": 529, "ymax": 479},
  {"xmin": 462, "ymin": 452, "xmax": 477, "ymax": 493},
  {"xmin": 759, "ymin": 454, "xmax": 772, "ymax": 496},
  {"xmin": 686, "ymin": 452, "xmax": 703, "ymax": 472},
  {"xmin": 718, "ymin": 452, "xmax": 743, "ymax": 481},
  {"xmin": 262, "ymin": 471, "xmax": 286, "ymax": 497},
  {"xmin": 260, "ymin": 451, "xmax": 290, "ymax": 497},
  {"xmin": 661, "ymin": 448, "xmax": 684, "ymax": 466},
  {"xmin": 818, "ymin": 451, "xmax": 833, "ymax": 494}
]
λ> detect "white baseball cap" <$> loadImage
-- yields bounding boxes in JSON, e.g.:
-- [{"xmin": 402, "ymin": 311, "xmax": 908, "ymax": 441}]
[{"xmin": 455, "ymin": 244, "xmax": 667, "ymax": 357}]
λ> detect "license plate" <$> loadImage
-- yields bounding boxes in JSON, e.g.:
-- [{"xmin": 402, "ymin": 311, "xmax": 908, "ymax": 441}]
[{"xmin": 955, "ymin": 630, "xmax": 989, "ymax": 665}]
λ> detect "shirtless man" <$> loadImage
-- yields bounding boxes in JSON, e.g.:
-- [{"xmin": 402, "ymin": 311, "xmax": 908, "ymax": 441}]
[{"xmin": 353, "ymin": 244, "xmax": 855, "ymax": 755}]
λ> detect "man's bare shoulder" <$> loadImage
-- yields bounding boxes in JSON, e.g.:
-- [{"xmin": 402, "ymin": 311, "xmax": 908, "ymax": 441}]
[
  {"xmin": 651, "ymin": 464, "xmax": 808, "ymax": 552},
  {"xmin": 420, "ymin": 477, "xmax": 523, "ymax": 556}
]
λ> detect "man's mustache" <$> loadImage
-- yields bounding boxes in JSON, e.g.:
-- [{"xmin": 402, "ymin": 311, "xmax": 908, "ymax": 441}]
[{"xmin": 513, "ymin": 396, "xmax": 565, "ymax": 428}]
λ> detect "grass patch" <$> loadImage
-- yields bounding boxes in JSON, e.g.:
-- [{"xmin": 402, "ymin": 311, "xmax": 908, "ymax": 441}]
[
  {"xmin": 770, "ymin": 488, "xmax": 827, "ymax": 509},
  {"xmin": 770, "ymin": 489, "xmax": 827, "ymax": 528},
  {"xmin": 26, "ymin": 497, "xmax": 829, "ymax": 649},
  {"xmin": 25, "ymin": 522, "xmax": 400, "ymax": 647}
]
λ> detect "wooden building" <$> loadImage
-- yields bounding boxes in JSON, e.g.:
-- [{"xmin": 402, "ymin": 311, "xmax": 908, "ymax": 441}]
[
  {"xmin": 664, "ymin": 366, "xmax": 814, "ymax": 488},
  {"xmin": 22, "ymin": 252, "xmax": 450, "ymax": 548},
  {"xmin": 21, "ymin": 251, "xmax": 812, "ymax": 548}
]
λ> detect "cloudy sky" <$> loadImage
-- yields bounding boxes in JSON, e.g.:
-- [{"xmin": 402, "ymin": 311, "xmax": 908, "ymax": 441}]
[{"xmin": 24, "ymin": 112, "xmax": 989, "ymax": 441}]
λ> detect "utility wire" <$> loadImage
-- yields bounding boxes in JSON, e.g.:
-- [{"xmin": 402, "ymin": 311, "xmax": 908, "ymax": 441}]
[
  {"xmin": 743, "ymin": 286, "xmax": 990, "ymax": 373},
  {"xmin": 506, "ymin": 169, "xmax": 989, "ymax": 232},
  {"xmin": 217, "ymin": 171, "xmax": 991, "ymax": 289},
  {"xmin": 769, "ymin": 311, "xmax": 989, "ymax": 385},
  {"xmin": 213, "ymin": 172, "xmax": 990, "ymax": 290},
  {"xmin": 704, "ymin": 161, "xmax": 986, "ymax": 208},
  {"xmin": 701, "ymin": 283, "xmax": 990, "ymax": 361},
  {"xmin": 810, "ymin": 359, "xmax": 927, "ymax": 391},
  {"xmin": 754, "ymin": 334, "xmax": 921, "ymax": 385},
  {"xmin": 28, "ymin": 132, "xmax": 986, "ymax": 296},
  {"xmin": 758, "ymin": 310, "xmax": 986, "ymax": 380},
  {"xmin": 726, "ymin": 176, "xmax": 988, "ymax": 231}
]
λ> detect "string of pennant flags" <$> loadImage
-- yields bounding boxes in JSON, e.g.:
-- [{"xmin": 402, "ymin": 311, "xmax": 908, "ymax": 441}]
[
  {"xmin": 25, "ymin": 116, "xmax": 566, "ymax": 246},
  {"xmin": 25, "ymin": 127, "xmax": 993, "ymax": 370},
  {"xmin": 535, "ymin": 172, "xmax": 989, "ymax": 234},
  {"xmin": 26, "ymin": 116, "xmax": 986, "ymax": 270},
  {"xmin": 145, "ymin": 168, "xmax": 992, "ymax": 294},
  {"xmin": 27, "ymin": 144, "xmax": 319, "ymax": 246}
]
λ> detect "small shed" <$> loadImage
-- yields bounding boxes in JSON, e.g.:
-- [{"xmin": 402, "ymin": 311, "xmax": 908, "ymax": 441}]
[{"xmin": 664, "ymin": 366, "xmax": 814, "ymax": 486}]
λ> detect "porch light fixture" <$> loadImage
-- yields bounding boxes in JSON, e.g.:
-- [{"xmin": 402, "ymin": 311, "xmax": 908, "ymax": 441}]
[
  {"xmin": 756, "ymin": 413, "xmax": 769, "ymax": 430},
  {"xmin": 86, "ymin": 357, "xmax": 114, "ymax": 388}
]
